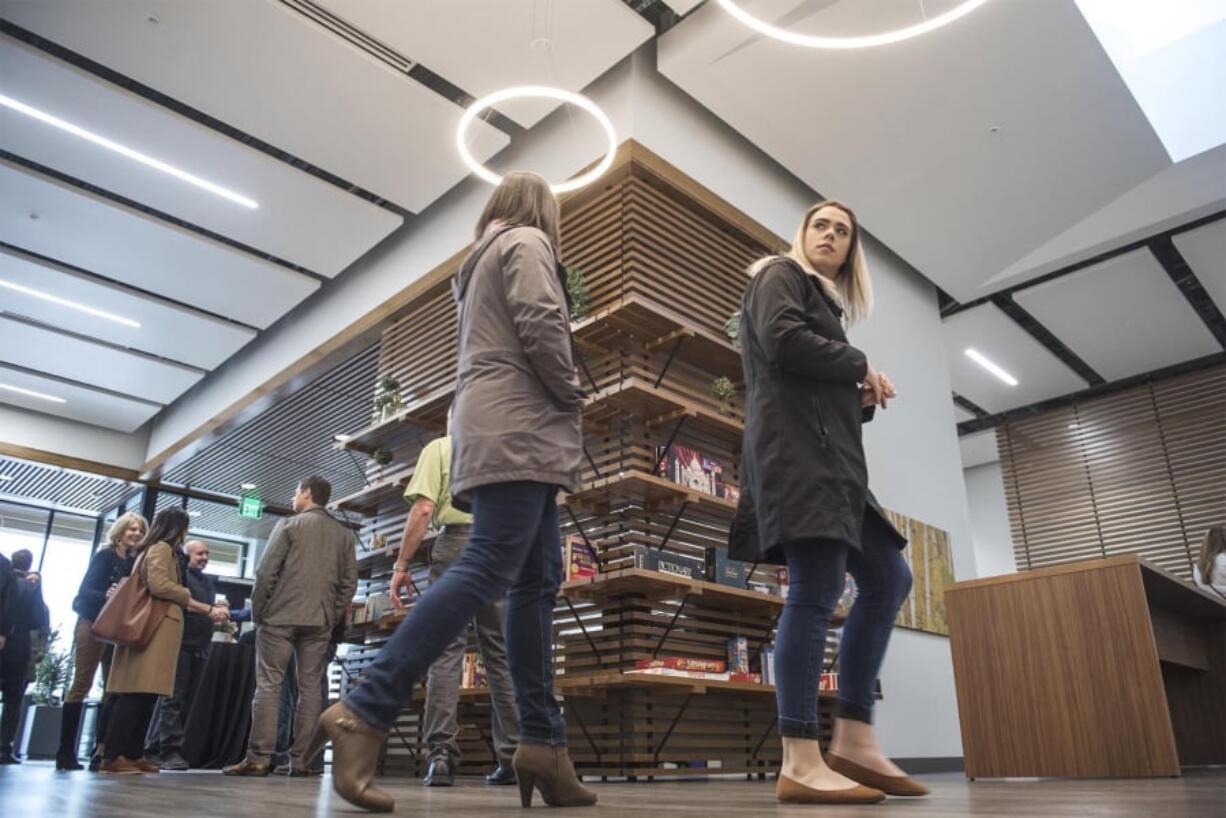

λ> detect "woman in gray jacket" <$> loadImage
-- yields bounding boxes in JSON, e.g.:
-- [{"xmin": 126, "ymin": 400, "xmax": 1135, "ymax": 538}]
[{"xmin": 310, "ymin": 172, "xmax": 594, "ymax": 813}]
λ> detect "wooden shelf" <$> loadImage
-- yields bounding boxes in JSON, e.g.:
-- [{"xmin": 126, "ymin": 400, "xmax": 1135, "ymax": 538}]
[
  {"xmin": 562, "ymin": 568, "xmax": 782, "ymax": 615},
  {"xmin": 331, "ymin": 473, "xmax": 411, "ymax": 516},
  {"xmin": 563, "ymin": 471, "xmax": 738, "ymax": 524},
  {"xmin": 557, "ymin": 671, "xmax": 838, "ymax": 699},
  {"xmin": 585, "ymin": 377, "xmax": 743, "ymax": 450},
  {"xmin": 572, "ymin": 295, "xmax": 742, "ymax": 380},
  {"xmin": 410, "ymin": 685, "xmax": 491, "ymax": 703},
  {"xmin": 337, "ymin": 384, "xmax": 453, "ymax": 456}
]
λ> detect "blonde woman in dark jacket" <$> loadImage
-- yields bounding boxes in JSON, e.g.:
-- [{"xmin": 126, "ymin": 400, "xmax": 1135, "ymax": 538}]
[
  {"xmin": 732, "ymin": 200, "xmax": 927, "ymax": 804},
  {"xmin": 309, "ymin": 172, "xmax": 593, "ymax": 813}
]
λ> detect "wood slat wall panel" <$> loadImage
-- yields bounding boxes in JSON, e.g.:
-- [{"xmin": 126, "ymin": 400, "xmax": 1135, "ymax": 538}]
[{"xmin": 1001, "ymin": 364, "xmax": 1226, "ymax": 579}]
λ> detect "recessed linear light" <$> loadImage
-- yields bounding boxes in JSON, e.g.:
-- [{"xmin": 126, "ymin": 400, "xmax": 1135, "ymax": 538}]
[
  {"xmin": 240, "ymin": 482, "xmax": 257, "ymax": 491},
  {"xmin": 0, "ymin": 382, "xmax": 67, "ymax": 403},
  {"xmin": 188, "ymin": 510, "xmax": 201, "ymax": 517},
  {"xmin": 964, "ymin": 348, "xmax": 1018, "ymax": 387},
  {"xmin": 0, "ymin": 279, "xmax": 141, "ymax": 328},
  {"xmin": 0, "ymin": 93, "xmax": 259, "ymax": 210},
  {"xmin": 333, "ymin": 433, "xmax": 352, "ymax": 443}
]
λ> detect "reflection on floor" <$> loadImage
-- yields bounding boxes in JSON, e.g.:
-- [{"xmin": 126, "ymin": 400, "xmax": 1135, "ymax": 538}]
[{"xmin": 1, "ymin": 763, "xmax": 1224, "ymax": 817}]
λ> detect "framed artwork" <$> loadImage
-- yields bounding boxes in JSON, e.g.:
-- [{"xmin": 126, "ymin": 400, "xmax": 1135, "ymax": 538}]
[{"xmin": 882, "ymin": 509, "xmax": 955, "ymax": 636}]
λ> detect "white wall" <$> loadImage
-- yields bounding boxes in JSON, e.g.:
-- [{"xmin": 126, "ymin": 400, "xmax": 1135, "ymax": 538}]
[
  {"xmin": 965, "ymin": 461, "xmax": 1017, "ymax": 578},
  {"xmin": 626, "ymin": 47, "xmax": 974, "ymax": 759},
  {"xmin": 0, "ymin": 404, "xmax": 149, "ymax": 472}
]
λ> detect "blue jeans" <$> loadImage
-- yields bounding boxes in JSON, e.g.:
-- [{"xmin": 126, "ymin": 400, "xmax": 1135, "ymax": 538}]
[
  {"xmin": 345, "ymin": 481, "xmax": 567, "ymax": 746},
  {"xmin": 775, "ymin": 513, "xmax": 912, "ymax": 738}
]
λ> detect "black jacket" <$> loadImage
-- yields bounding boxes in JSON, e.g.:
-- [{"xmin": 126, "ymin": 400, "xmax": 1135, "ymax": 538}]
[
  {"xmin": 73, "ymin": 546, "xmax": 136, "ymax": 622},
  {"xmin": 4, "ymin": 570, "xmax": 48, "ymax": 662},
  {"xmin": 182, "ymin": 562, "xmax": 216, "ymax": 651},
  {"xmin": 0, "ymin": 553, "xmax": 13, "ymax": 644},
  {"xmin": 729, "ymin": 259, "xmax": 905, "ymax": 563}
]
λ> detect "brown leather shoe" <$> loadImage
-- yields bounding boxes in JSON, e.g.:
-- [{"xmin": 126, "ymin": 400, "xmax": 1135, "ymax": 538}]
[
  {"xmin": 222, "ymin": 759, "xmax": 271, "ymax": 777},
  {"xmin": 99, "ymin": 757, "xmax": 143, "ymax": 775},
  {"xmin": 136, "ymin": 758, "xmax": 161, "ymax": 774},
  {"xmin": 305, "ymin": 702, "xmax": 393, "ymax": 813},
  {"xmin": 776, "ymin": 773, "xmax": 885, "ymax": 804},
  {"xmin": 827, "ymin": 753, "xmax": 931, "ymax": 797},
  {"xmin": 512, "ymin": 744, "xmax": 597, "ymax": 808}
]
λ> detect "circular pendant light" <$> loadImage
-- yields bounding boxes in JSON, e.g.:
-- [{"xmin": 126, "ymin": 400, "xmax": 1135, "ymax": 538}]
[
  {"xmin": 456, "ymin": 86, "xmax": 618, "ymax": 194},
  {"xmin": 714, "ymin": 0, "xmax": 995, "ymax": 49}
]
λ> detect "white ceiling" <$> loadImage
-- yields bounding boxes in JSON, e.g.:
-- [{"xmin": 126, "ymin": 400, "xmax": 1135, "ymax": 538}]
[
  {"xmin": 0, "ymin": 364, "xmax": 160, "ymax": 433},
  {"xmin": 1015, "ymin": 247, "xmax": 1220, "ymax": 381},
  {"xmin": 1173, "ymin": 218, "xmax": 1226, "ymax": 318},
  {"xmin": 658, "ymin": 0, "xmax": 1172, "ymax": 303},
  {"xmin": 0, "ymin": 37, "xmax": 403, "ymax": 276},
  {"xmin": 316, "ymin": 0, "xmax": 654, "ymax": 129},
  {"xmin": 0, "ymin": 160, "xmax": 320, "ymax": 328},
  {"xmin": 0, "ymin": 248, "xmax": 257, "ymax": 371},
  {"xmin": 943, "ymin": 303, "xmax": 1089, "ymax": 414},
  {"xmin": 1, "ymin": 0, "xmax": 510, "ymax": 213}
]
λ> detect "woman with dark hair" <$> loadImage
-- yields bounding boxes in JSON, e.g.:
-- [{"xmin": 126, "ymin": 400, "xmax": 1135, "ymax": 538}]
[
  {"xmin": 732, "ymin": 200, "xmax": 925, "ymax": 804},
  {"xmin": 100, "ymin": 508, "xmax": 227, "ymax": 774},
  {"xmin": 308, "ymin": 172, "xmax": 594, "ymax": 812}
]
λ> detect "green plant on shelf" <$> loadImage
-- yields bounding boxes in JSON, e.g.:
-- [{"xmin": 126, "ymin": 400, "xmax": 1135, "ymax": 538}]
[
  {"xmin": 712, "ymin": 376, "xmax": 736, "ymax": 415},
  {"xmin": 371, "ymin": 447, "xmax": 394, "ymax": 468},
  {"xmin": 723, "ymin": 312, "xmax": 741, "ymax": 348},
  {"xmin": 565, "ymin": 263, "xmax": 589, "ymax": 320},
  {"xmin": 372, "ymin": 376, "xmax": 405, "ymax": 422}
]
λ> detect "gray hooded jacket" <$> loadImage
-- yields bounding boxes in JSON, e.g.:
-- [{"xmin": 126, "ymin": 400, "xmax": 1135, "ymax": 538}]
[{"xmin": 450, "ymin": 225, "xmax": 584, "ymax": 507}]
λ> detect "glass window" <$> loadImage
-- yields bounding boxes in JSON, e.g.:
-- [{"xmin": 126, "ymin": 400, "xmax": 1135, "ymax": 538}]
[
  {"xmin": 39, "ymin": 511, "xmax": 98, "ymax": 639},
  {"xmin": 0, "ymin": 501, "xmax": 50, "ymax": 567}
]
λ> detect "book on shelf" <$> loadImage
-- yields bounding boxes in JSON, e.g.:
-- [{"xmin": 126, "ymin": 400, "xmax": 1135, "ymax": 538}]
[
  {"xmin": 727, "ymin": 635, "xmax": 749, "ymax": 675},
  {"xmin": 462, "ymin": 652, "xmax": 487, "ymax": 689},
  {"xmin": 624, "ymin": 667, "xmax": 731, "ymax": 681},
  {"xmin": 634, "ymin": 656, "xmax": 727, "ymax": 673},
  {"xmin": 625, "ymin": 544, "xmax": 705, "ymax": 581},
  {"xmin": 819, "ymin": 671, "xmax": 838, "ymax": 692},
  {"xmin": 348, "ymin": 591, "xmax": 392, "ymax": 626},
  {"xmin": 706, "ymin": 549, "xmax": 752, "ymax": 588},
  {"xmin": 729, "ymin": 672, "xmax": 763, "ymax": 684},
  {"xmin": 761, "ymin": 644, "xmax": 776, "ymax": 686},
  {"xmin": 655, "ymin": 444, "xmax": 741, "ymax": 501},
  {"xmin": 562, "ymin": 534, "xmax": 598, "ymax": 582}
]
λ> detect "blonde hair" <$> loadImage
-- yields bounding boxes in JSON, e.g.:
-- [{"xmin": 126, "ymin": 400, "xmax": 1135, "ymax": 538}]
[
  {"xmin": 474, "ymin": 171, "xmax": 561, "ymax": 253},
  {"xmin": 107, "ymin": 511, "xmax": 148, "ymax": 549},
  {"xmin": 749, "ymin": 200, "xmax": 873, "ymax": 324}
]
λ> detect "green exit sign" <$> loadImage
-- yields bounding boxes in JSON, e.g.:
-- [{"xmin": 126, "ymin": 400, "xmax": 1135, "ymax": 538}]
[{"xmin": 239, "ymin": 495, "xmax": 264, "ymax": 519}]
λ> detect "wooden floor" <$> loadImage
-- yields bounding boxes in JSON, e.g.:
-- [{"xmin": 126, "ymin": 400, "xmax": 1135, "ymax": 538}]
[{"xmin": 1, "ymin": 763, "xmax": 1223, "ymax": 817}]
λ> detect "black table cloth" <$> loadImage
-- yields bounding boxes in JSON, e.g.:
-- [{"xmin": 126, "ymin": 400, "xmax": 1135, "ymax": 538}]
[{"xmin": 181, "ymin": 641, "xmax": 256, "ymax": 769}]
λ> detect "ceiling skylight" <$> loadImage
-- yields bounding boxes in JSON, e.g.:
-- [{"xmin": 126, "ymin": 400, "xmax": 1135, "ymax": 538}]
[{"xmin": 1075, "ymin": 0, "xmax": 1226, "ymax": 162}]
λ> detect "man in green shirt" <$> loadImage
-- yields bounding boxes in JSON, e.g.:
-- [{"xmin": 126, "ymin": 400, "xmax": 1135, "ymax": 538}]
[{"xmin": 389, "ymin": 435, "xmax": 519, "ymax": 787}]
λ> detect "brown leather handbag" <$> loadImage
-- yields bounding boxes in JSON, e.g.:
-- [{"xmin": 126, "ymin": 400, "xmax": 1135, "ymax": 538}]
[{"xmin": 91, "ymin": 548, "xmax": 170, "ymax": 648}]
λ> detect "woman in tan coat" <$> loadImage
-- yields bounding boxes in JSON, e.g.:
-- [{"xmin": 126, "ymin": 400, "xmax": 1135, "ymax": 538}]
[{"xmin": 101, "ymin": 508, "xmax": 226, "ymax": 774}]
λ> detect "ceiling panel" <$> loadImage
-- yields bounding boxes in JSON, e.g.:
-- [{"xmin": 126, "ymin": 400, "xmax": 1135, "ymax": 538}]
[
  {"xmin": 658, "ymin": 0, "xmax": 1170, "ymax": 302},
  {"xmin": 0, "ymin": 37, "xmax": 403, "ymax": 277},
  {"xmin": 0, "ymin": 456, "xmax": 135, "ymax": 515},
  {"xmin": 1014, "ymin": 248, "xmax": 1220, "ymax": 381},
  {"xmin": 1173, "ymin": 218, "xmax": 1226, "ymax": 318},
  {"xmin": 317, "ymin": 0, "xmax": 653, "ymax": 128},
  {"xmin": 0, "ymin": 316, "xmax": 202, "ymax": 405},
  {"xmin": 0, "ymin": 364, "xmax": 159, "ymax": 432},
  {"xmin": 0, "ymin": 247, "xmax": 256, "ymax": 370},
  {"xmin": 943, "ymin": 303, "xmax": 1089, "ymax": 414},
  {"xmin": 2, "ymin": 0, "xmax": 510, "ymax": 212},
  {"xmin": 0, "ymin": 160, "xmax": 318, "ymax": 328}
]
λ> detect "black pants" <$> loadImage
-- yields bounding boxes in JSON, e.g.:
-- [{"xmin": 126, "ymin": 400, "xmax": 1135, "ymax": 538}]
[
  {"xmin": 145, "ymin": 648, "xmax": 208, "ymax": 758},
  {"xmin": 0, "ymin": 648, "xmax": 31, "ymax": 754},
  {"xmin": 104, "ymin": 693, "xmax": 158, "ymax": 761}
]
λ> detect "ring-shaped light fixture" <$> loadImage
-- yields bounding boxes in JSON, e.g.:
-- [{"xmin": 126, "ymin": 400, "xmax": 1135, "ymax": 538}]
[
  {"xmin": 456, "ymin": 86, "xmax": 617, "ymax": 194},
  {"xmin": 715, "ymin": 0, "xmax": 995, "ymax": 49}
]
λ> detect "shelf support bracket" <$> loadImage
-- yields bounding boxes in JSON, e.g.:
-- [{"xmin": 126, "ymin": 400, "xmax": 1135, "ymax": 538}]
[
  {"xmin": 651, "ymin": 415, "xmax": 689, "ymax": 477},
  {"xmin": 563, "ymin": 596, "xmax": 607, "ymax": 669},
  {"xmin": 656, "ymin": 501, "xmax": 690, "ymax": 552},
  {"xmin": 651, "ymin": 592, "xmax": 692, "ymax": 658},
  {"xmin": 652, "ymin": 692, "xmax": 695, "ymax": 763}
]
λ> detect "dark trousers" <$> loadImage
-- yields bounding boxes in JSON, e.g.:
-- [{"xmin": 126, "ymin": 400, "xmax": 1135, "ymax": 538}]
[
  {"xmin": 0, "ymin": 647, "xmax": 31, "ymax": 754},
  {"xmin": 346, "ymin": 481, "xmax": 567, "ymax": 746},
  {"xmin": 775, "ymin": 513, "xmax": 913, "ymax": 738},
  {"xmin": 145, "ymin": 647, "xmax": 209, "ymax": 758},
  {"xmin": 104, "ymin": 693, "xmax": 158, "ymax": 761}
]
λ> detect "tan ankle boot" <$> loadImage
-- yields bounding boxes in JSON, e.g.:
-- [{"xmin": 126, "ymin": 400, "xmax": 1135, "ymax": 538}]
[
  {"xmin": 305, "ymin": 702, "xmax": 393, "ymax": 813},
  {"xmin": 512, "ymin": 744, "xmax": 597, "ymax": 808}
]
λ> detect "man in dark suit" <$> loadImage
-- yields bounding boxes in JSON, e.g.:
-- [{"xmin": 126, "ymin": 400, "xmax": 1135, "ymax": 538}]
[{"xmin": 0, "ymin": 550, "xmax": 47, "ymax": 764}]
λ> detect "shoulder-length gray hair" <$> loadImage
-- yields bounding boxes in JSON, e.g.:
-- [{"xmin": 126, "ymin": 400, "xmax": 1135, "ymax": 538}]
[
  {"xmin": 107, "ymin": 511, "xmax": 148, "ymax": 549},
  {"xmin": 748, "ymin": 199, "xmax": 873, "ymax": 325}
]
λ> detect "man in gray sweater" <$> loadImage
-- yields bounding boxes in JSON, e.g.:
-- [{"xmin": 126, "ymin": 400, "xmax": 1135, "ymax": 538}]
[{"xmin": 224, "ymin": 476, "xmax": 357, "ymax": 776}]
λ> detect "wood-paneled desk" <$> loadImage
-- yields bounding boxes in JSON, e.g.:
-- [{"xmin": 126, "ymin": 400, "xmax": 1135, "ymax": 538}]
[{"xmin": 946, "ymin": 555, "xmax": 1226, "ymax": 778}]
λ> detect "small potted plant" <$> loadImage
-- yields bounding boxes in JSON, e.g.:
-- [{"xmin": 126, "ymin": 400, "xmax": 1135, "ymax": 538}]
[
  {"xmin": 723, "ymin": 312, "xmax": 741, "ymax": 348},
  {"xmin": 565, "ymin": 263, "xmax": 589, "ymax": 321},
  {"xmin": 712, "ymin": 377, "xmax": 736, "ymax": 416},
  {"xmin": 372, "ymin": 376, "xmax": 405, "ymax": 422},
  {"xmin": 23, "ymin": 629, "xmax": 73, "ymax": 759},
  {"xmin": 371, "ymin": 447, "xmax": 394, "ymax": 477}
]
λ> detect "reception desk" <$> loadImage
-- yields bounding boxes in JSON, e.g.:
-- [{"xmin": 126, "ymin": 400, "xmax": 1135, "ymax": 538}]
[{"xmin": 946, "ymin": 555, "xmax": 1226, "ymax": 779}]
